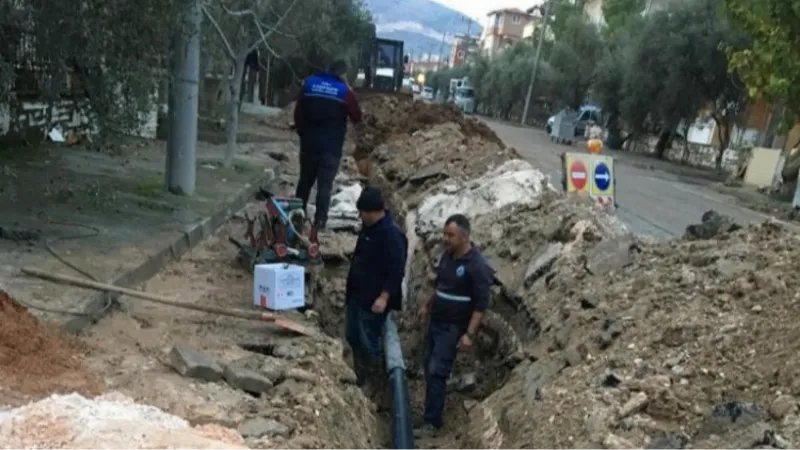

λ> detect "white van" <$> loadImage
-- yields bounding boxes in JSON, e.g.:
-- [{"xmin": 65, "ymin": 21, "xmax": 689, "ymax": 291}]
[{"xmin": 453, "ymin": 87, "xmax": 475, "ymax": 114}]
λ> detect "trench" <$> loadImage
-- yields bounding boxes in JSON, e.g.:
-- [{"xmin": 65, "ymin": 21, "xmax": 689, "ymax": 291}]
[{"xmin": 307, "ymin": 199, "xmax": 533, "ymax": 449}]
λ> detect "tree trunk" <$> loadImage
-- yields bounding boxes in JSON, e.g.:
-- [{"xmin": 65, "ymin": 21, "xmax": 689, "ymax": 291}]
[
  {"xmin": 654, "ymin": 129, "xmax": 673, "ymax": 159},
  {"xmin": 713, "ymin": 115, "xmax": 732, "ymax": 173},
  {"xmin": 224, "ymin": 56, "xmax": 246, "ymax": 168}
]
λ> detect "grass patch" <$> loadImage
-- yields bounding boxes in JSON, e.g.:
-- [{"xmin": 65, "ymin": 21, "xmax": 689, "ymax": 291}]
[{"xmin": 133, "ymin": 175, "xmax": 164, "ymax": 198}]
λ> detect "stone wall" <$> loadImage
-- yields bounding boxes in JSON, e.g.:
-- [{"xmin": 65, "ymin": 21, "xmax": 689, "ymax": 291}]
[
  {"xmin": 0, "ymin": 99, "xmax": 159, "ymax": 141},
  {"xmin": 625, "ymin": 135, "xmax": 743, "ymax": 173}
]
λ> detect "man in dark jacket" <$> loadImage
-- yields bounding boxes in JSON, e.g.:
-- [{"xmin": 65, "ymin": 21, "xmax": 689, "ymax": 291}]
[
  {"xmin": 345, "ymin": 187, "xmax": 408, "ymax": 394},
  {"xmin": 414, "ymin": 213, "xmax": 493, "ymax": 438},
  {"xmin": 293, "ymin": 60, "xmax": 363, "ymax": 229}
]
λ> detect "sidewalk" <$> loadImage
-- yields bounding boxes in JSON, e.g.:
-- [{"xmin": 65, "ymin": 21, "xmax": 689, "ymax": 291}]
[{"xmin": 0, "ymin": 118, "xmax": 296, "ymax": 333}]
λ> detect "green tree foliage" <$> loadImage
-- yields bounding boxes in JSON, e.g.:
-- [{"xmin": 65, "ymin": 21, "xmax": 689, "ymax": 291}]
[
  {"xmin": 601, "ymin": 0, "xmax": 645, "ymax": 33},
  {"xmin": 592, "ymin": 0, "xmax": 748, "ymax": 167},
  {"xmin": 1, "ymin": 0, "xmax": 183, "ymax": 138},
  {"xmin": 725, "ymin": 0, "xmax": 800, "ymax": 129},
  {"xmin": 548, "ymin": 15, "xmax": 604, "ymax": 109}
]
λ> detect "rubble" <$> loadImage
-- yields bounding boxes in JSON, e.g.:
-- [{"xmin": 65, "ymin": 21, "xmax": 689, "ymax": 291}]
[{"xmin": 0, "ymin": 392, "xmax": 246, "ymax": 448}]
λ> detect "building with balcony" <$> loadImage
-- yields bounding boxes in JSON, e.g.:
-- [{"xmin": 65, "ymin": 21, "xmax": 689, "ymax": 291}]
[
  {"xmin": 449, "ymin": 34, "xmax": 479, "ymax": 68},
  {"xmin": 479, "ymin": 8, "xmax": 535, "ymax": 58}
]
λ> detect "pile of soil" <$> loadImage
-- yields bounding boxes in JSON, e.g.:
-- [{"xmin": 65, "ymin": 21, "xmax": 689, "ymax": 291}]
[
  {"xmin": 0, "ymin": 290, "xmax": 100, "ymax": 401},
  {"xmin": 353, "ymin": 95, "xmax": 503, "ymax": 159}
]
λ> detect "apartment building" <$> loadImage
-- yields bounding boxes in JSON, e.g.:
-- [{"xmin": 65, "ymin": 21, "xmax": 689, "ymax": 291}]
[
  {"xmin": 449, "ymin": 34, "xmax": 479, "ymax": 68},
  {"xmin": 479, "ymin": 8, "xmax": 534, "ymax": 58}
]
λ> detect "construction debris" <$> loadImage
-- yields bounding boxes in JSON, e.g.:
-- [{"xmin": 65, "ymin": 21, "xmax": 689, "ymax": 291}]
[{"xmin": 0, "ymin": 392, "xmax": 246, "ymax": 448}]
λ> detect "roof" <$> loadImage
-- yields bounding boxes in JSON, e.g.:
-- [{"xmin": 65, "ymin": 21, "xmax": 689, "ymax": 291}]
[{"xmin": 486, "ymin": 7, "xmax": 532, "ymax": 16}]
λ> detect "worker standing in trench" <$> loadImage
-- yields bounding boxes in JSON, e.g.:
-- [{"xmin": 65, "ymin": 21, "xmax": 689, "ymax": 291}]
[
  {"xmin": 293, "ymin": 60, "xmax": 363, "ymax": 230},
  {"xmin": 345, "ymin": 187, "xmax": 408, "ymax": 395},
  {"xmin": 414, "ymin": 214, "xmax": 493, "ymax": 438}
]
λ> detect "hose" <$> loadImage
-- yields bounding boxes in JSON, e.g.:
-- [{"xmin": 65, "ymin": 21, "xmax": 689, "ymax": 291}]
[
  {"xmin": 2, "ymin": 220, "xmax": 114, "ymax": 317},
  {"xmin": 383, "ymin": 314, "xmax": 415, "ymax": 449}
]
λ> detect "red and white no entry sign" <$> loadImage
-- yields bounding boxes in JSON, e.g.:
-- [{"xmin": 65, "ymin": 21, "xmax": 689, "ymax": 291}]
[{"xmin": 570, "ymin": 160, "xmax": 587, "ymax": 191}]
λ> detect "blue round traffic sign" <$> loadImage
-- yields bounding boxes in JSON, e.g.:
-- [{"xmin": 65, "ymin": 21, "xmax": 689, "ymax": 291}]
[{"xmin": 594, "ymin": 162, "xmax": 611, "ymax": 191}]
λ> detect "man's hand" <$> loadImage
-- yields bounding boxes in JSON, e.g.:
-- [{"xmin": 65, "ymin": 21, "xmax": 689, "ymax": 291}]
[
  {"xmin": 417, "ymin": 305, "xmax": 429, "ymax": 325},
  {"xmin": 372, "ymin": 295, "xmax": 388, "ymax": 314},
  {"xmin": 458, "ymin": 333, "xmax": 473, "ymax": 350}
]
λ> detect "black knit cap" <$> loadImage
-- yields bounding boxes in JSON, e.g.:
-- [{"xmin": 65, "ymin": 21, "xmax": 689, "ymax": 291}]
[{"xmin": 356, "ymin": 186, "xmax": 385, "ymax": 212}]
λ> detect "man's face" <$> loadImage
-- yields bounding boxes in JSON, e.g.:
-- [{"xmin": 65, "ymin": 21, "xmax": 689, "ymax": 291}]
[
  {"xmin": 360, "ymin": 210, "xmax": 379, "ymax": 226},
  {"xmin": 443, "ymin": 222, "xmax": 466, "ymax": 252}
]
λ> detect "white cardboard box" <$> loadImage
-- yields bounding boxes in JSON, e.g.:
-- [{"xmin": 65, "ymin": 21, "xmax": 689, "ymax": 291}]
[{"xmin": 253, "ymin": 263, "xmax": 306, "ymax": 310}]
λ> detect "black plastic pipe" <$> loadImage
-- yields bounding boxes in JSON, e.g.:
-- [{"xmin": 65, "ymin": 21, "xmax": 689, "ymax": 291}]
[{"xmin": 383, "ymin": 314, "xmax": 415, "ymax": 449}]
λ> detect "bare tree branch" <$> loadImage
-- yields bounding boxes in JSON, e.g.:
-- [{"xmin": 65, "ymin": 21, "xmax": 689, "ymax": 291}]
[
  {"xmin": 220, "ymin": 3, "xmax": 296, "ymax": 38},
  {"xmin": 246, "ymin": 0, "xmax": 300, "ymax": 54},
  {"xmin": 202, "ymin": 5, "xmax": 236, "ymax": 60}
]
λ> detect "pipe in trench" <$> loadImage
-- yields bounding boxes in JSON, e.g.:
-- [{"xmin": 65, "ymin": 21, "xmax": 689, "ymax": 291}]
[{"xmin": 383, "ymin": 313, "xmax": 414, "ymax": 449}]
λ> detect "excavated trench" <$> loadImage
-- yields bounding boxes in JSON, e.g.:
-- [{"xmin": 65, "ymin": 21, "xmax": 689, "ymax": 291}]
[{"xmin": 305, "ymin": 186, "xmax": 539, "ymax": 449}]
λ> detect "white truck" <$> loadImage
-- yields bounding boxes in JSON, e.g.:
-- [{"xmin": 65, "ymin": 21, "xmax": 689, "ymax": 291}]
[{"xmin": 449, "ymin": 78, "xmax": 475, "ymax": 114}]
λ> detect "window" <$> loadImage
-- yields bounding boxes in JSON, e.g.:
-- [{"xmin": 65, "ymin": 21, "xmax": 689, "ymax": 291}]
[{"xmin": 512, "ymin": 14, "xmax": 522, "ymax": 24}]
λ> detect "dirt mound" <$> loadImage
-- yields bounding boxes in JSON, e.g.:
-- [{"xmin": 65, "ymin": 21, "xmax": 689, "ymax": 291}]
[
  {"xmin": 0, "ymin": 392, "xmax": 246, "ymax": 448},
  {"xmin": 0, "ymin": 290, "xmax": 100, "ymax": 401},
  {"xmin": 355, "ymin": 96, "xmax": 504, "ymax": 159},
  {"xmin": 453, "ymin": 217, "xmax": 800, "ymax": 448}
]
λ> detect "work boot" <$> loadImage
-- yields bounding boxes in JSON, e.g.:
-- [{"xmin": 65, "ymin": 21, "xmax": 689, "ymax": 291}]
[{"xmin": 412, "ymin": 423, "xmax": 439, "ymax": 438}]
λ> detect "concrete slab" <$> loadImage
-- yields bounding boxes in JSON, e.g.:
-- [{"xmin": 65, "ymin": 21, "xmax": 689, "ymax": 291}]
[{"xmin": 0, "ymin": 128, "xmax": 297, "ymax": 332}]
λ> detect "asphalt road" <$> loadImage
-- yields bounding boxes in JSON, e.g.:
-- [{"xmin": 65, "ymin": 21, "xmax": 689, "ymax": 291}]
[{"xmin": 484, "ymin": 120, "xmax": 776, "ymax": 239}]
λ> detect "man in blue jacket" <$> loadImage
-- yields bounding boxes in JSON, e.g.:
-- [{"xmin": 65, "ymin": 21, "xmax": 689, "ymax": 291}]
[
  {"xmin": 345, "ymin": 187, "xmax": 408, "ymax": 395},
  {"xmin": 293, "ymin": 60, "xmax": 363, "ymax": 230}
]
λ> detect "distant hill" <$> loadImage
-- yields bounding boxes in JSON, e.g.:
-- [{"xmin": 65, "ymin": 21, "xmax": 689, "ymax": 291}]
[{"xmin": 363, "ymin": 0, "xmax": 482, "ymax": 60}]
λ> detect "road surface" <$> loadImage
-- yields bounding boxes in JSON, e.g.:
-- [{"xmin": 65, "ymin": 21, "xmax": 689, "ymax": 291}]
[{"xmin": 485, "ymin": 120, "xmax": 775, "ymax": 238}]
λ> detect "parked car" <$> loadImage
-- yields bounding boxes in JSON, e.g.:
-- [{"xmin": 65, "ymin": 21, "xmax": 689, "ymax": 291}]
[{"xmin": 546, "ymin": 105, "xmax": 602, "ymax": 136}]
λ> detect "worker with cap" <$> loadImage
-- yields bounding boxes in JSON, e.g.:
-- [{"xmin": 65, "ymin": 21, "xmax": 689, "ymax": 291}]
[
  {"xmin": 414, "ymin": 213, "xmax": 493, "ymax": 438},
  {"xmin": 293, "ymin": 60, "xmax": 363, "ymax": 230},
  {"xmin": 345, "ymin": 186, "xmax": 408, "ymax": 395}
]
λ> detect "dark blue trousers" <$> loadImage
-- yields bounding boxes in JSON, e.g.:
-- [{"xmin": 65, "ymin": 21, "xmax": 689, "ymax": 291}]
[
  {"xmin": 295, "ymin": 137, "xmax": 342, "ymax": 228},
  {"xmin": 423, "ymin": 320, "xmax": 464, "ymax": 428},
  {"xmin": 345, "ymin": 301, "xmax": 387, "ymax": 383}
]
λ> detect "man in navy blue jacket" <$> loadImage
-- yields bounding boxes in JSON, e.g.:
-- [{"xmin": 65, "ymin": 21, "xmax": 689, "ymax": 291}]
[
  {"xmin": 414, "ymin": 213, "xmax": 493, "ymax": 438},
  {"xmin": 345, "ymin": 187, "xmax": 408, "ymax": 394},
  {"xmin": 293, "ymin": 60, "xmax": 363, "ymax": 229}
]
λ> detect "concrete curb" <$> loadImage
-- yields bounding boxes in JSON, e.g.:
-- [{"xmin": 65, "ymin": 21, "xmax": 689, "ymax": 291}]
[{"xmin": 63, "ymin": 168, "xmax": 277, "ymax": 334}]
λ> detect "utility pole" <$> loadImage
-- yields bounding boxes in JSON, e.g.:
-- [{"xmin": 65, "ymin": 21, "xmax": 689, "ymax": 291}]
[
  {"xmin": 436, "ymin": 32, "xmax": 447, "ymax": 69},
  {"xmin": 166, "ymin": 0, "xmax": 201, "ymax": 195},
  {"xmin": 521, "ymin": 0, "xmax": 552, "ymax": 126}
]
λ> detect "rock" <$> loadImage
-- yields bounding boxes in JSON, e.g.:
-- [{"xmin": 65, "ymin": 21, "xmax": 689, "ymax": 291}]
[
  {"xmin": 715, "ymin": 259, "xmax": 756, "ymax": 278},
  {"xmin": 563, "ymin": 347, "xmax": 583, "ymax": 367},
  {"xmin": 585, "ymin": 238, "xmax": 634, "ymax": 276},
  {"xmin": 646, "ymin": 434, "xmax": 687, "ymax": 449},
  {"xmin": 272, "ymin": 342, "xmax": 307, "ymax": 360},
  {"xmin": 260, "ymin": 356, "xmax": 289, "ymax": 381},
  {"xmin": 619, "ymin": 392, "xmax": 649, "ymax": 418},
  {"xmin": 237, "ymin": 418, "xmax": 290, "ymax": 439},
  {"xmin": 523, "ymin": 243, "xmax": 563, "ymax": 287},
  {"xmin": 284, "ymin": 368, "xmax": 316, "ymax": 384},
  {"xmin": 603, "ymin": 433, "xmax": 636, "ymax": 449},
  {"xmin": 770, "ymin": 395, "xmax": 797, "ymax": 420},
  {"xmin": 169, "ymin": 346, "xmax": 223, "ymax": 382},
  {"xmin": 684, "ymin": 210, "xmax": 742, "ymax": 240},
  {"xmin": 224, "ymin": 365, "xmax": 273, "ymax": 394},
  {"xmin": 709, "ymin": 401, "xmax": 768, "ymax": 427},
  {"xmin": 408, "ymin": 162, "xmax": 447, "ymax": 185}
]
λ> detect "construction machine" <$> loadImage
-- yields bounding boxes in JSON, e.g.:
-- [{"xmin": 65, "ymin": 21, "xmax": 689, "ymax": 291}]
[{"xmin": 354, "ymin": 31, "xmax": 411, "ymax": 98}]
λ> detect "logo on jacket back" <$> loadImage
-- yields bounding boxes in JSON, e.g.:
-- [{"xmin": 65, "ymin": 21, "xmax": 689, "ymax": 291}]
[
  {"xmin": 456, "ymin": 265, "xmax": 465, "ymax": 277},
  {"xmin": 304, "ymin": 76, "xmax": 347, "ymax": 102}
]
